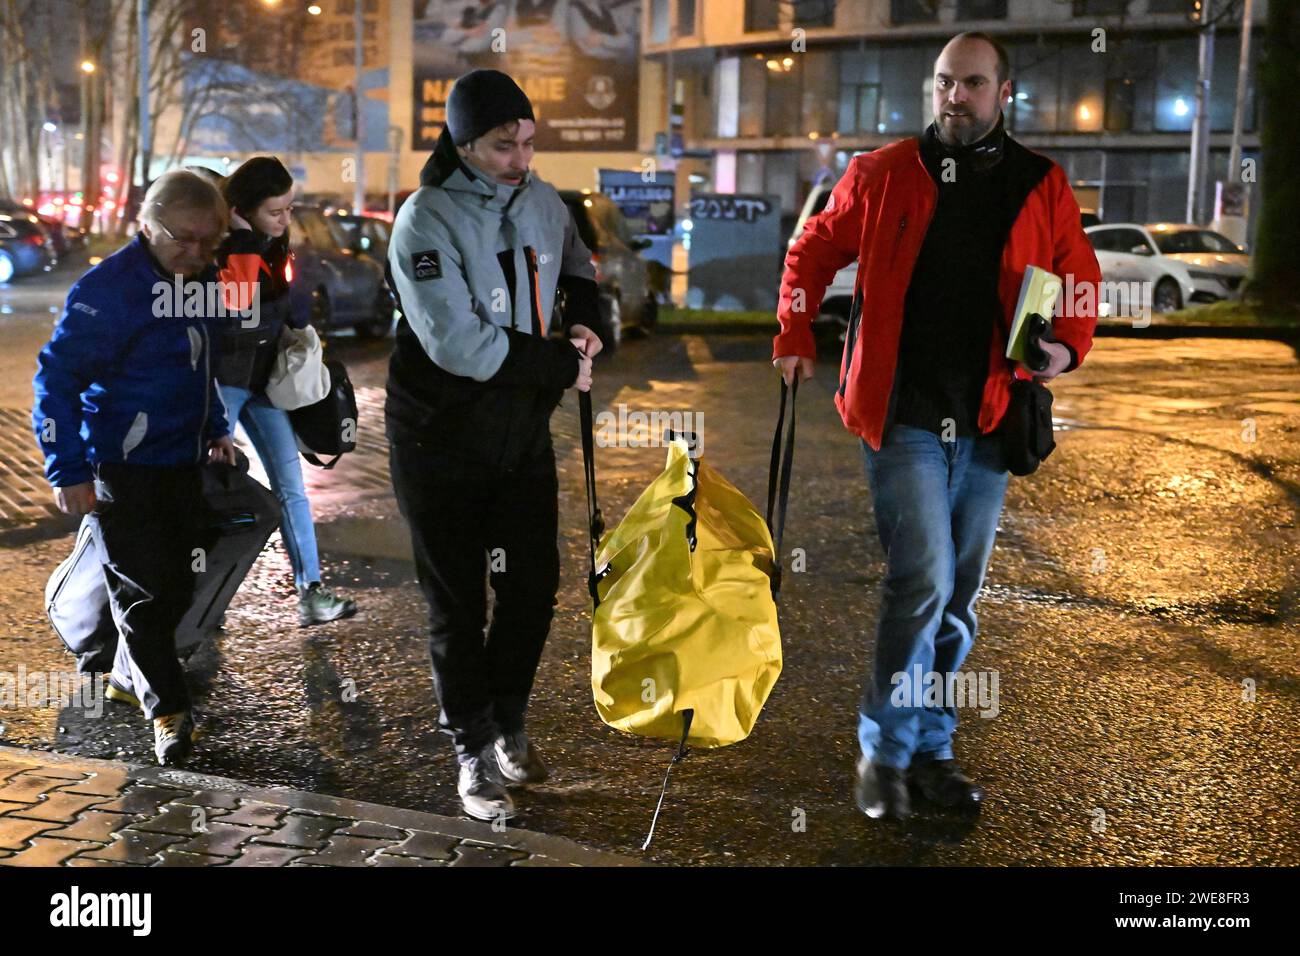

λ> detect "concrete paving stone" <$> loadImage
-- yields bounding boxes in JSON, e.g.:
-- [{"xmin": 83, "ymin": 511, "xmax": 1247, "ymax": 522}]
[
  {"xmin": 0, "ymin": 767, "xmax": 25, "ymax": 786},
  {"xmin": 65, "ymin": 857, "xmax": 137, "ymax": 867},
  {"xmin": 55, "ymin": 810, "xmax": 142, "ymax": 844},
  {"xmin": 21, "ymin": 766, "xmax": 91, "ymax": 781},
  {"xmin": 338, "ymin": 820, "xmax": 407, "ymax": 841},
  {"xmin": 169, "ymin": 790, "xmax": 243, "ymax": 811},
  {"xmin": 59, "ymin": 769, "xmax": 133, "ymax": 797},
  {"xmin": 0, "ymin": 800, "xmax": 29, "ymax": 816},
  {"xmin": 0, "ymin": 816, "xmax": 59, "ymax": 850},
  {"xmin": 371, "ymin": 852, "xmax": 447, "ymax": 867},
  {"xmin": 214, "ymin": 801, "xmax": 288, "ymax": 829},
  {"xmin": 11, "ymin": 790, "xmax": 106, "ymax": 823},
  {"xmin": 2, "ymin": 837, "xmax": 98, "ymax": 867},
  {"xmin": 510, "ymin": 856, "xmax": 581, "ymax": 867},
  {"xmin": 76, "ymin": 829, "xmax": 185, "ymax": 863},
  {"xmin": 222, "ymin": 845, "xmax": 308, "ymax": 867},
  {"xmin": 251, "ymin": 811, "xmax": 352, "ymax": 849},
  {"xmin": 294, "ymin": 835, "xmax": 392, "ymax": 867},
  {"xmin": 166, "ymin": 821, "xmax": 270, "ymax": 859},
  {"xmin": 93, "ymin": 784, "xmax": 191, "ymax": 816},
  {"xmin": 154, "ymin": 848, "xmax": 229, "ymax": 867},
  {"xmin": 384, "ymin": 830, "xmax": 459, "ymax": 861},
  {"xmin": 0, "ymin": 773, "xmax": 65, "ymax": 804},
  {"xmin": 129, "ymin": 802, "xmax": 222, "ymax": 837},
  {"xmin": 449, "ymin": 845, "xmax": 530, "ymax": 867}
]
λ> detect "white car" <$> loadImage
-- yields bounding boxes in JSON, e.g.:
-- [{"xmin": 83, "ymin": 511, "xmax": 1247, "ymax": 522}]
[
  {"xmin": 1084, "ymin": 222, "xmax": 1249, "ymax": 316},
  {"xmin": 789, "ymin": 180, "xmax": 857, "ymax": 328}
]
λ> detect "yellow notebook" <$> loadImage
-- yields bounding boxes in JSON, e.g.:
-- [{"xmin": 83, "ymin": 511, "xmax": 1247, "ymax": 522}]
[{"xmin": 1006, "ymin": 265, "xmax": 1062, "ymax": 363}]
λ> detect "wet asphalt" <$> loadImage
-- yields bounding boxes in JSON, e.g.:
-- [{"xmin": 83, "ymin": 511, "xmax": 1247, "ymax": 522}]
[{"xmin": 1, "ymin": 263, "xmax": 1297, "ymax": 865}]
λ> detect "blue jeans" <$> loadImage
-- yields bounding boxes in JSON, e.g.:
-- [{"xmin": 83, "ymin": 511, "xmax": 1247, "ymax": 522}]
[
  {"xmin": 219, "ymin": 385, "xmax": 321, "ymax": 589},
  {"xmin": 858, "ymin": 425, "xmax": 1010, "ymax": 770}
]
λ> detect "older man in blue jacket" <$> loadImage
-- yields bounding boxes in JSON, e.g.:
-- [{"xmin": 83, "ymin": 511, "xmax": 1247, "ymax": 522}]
[{"xmin": 33, "ymin": 170, "xmax": 236, "ymax": 766}]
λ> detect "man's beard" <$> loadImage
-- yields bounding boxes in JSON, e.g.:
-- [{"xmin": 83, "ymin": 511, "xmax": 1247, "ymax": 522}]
[{"xmin": 934, "ymin": 108, "xmax": 998, "ymax": 147}]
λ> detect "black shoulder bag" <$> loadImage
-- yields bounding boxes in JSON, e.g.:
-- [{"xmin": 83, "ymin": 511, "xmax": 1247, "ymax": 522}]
[{"xmin": 999, "ymin": 313, "xmax": 1058, "ymax": 477}]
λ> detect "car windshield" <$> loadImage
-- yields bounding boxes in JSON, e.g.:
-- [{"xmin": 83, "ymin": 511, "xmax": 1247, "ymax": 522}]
[
  {"xmin": 327, "ymin": 217, "xmax": 357, "ymax": 248},
  {"xmin": 562, "ymin": 198, "xmax": 599, "ymax": 251},
  {"xmin": 294, "ymin": 210, "xmax": 339, "ymax": 251},
  {"xmin": 1153, "ymin": 230, "xmax": 1242, "ymax": 255}
]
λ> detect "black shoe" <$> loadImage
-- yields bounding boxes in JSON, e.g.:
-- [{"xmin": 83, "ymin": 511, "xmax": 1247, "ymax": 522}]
[
  {"xmin": 854, "ymin": 757, "xmax": 911, "ymax": 820},
  {"xmin": 909, "ymin": 755, "xmax": 984, "ymax": 812}
]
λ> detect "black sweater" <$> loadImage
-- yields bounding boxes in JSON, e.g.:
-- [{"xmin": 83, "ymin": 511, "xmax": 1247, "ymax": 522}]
[{"xmin": 891, "ymin": 119, "xmax": 1014, "ymax": 438}]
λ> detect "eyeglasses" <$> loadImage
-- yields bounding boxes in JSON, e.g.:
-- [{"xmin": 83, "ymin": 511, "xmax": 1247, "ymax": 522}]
[{"xmin": 150, "ymin": 204, "xmax": 221, "ymax": 251}]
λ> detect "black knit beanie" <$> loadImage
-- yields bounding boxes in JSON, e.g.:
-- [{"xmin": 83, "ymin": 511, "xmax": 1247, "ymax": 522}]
[
  {"xmin": 445, "ymin": 69, "xmax": 535, "ymax": 146},
  {"xmin": 222, "ymin": 156, "xmax": 294, "ymax": 218}
]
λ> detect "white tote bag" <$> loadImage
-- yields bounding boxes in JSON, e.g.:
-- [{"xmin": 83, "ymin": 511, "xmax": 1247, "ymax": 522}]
[{"xmin": 264, "ymin": 325, "xmax": 330, "ymax": 410}]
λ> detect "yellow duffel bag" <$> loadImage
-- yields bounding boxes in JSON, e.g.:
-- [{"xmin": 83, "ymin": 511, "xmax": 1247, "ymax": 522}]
[{"xmin": 579, "ymin": 382, "xmax": 798, "ymax": 752}]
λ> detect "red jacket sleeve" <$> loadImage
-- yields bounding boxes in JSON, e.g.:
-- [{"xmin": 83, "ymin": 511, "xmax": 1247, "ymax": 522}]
[
  {"xmin": 1047, "ymin": 166, "xmax": 1102, "ymax": 373},
  {"xmin": 773, "ymin": 155, "xmax": 871, "ymax": 362}
]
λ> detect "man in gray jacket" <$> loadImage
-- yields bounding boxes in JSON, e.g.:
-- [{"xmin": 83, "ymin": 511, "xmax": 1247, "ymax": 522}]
[{"xmin": 386, "ymin": 69, "xmax": 602, "ymax": 822}]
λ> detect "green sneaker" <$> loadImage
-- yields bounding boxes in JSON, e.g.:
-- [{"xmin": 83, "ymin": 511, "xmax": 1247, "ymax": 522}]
[
  {"xmin": 104, "ymin": 678, "xmax": 141, "ymax": 710},
  {"xmin": 298, "ymin": 582, "xmax": 358, "ymax": 627}
]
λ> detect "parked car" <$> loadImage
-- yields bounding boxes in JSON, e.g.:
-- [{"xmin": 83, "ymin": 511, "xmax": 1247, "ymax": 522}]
[
  {"xmin": 1085, "ymin": 222, "xmax": 1249, "ymax": 315},
  {"xmin": 288, "ymin": 206, "xmax": 395, "ymax": 338},
  {"xmin": 327, "ymin": 211, "xmax": 391, "ymax": 268},
  {"xmin": 790, "ymin": 181, "xmax": 857, "ymax": 330},
  {"xmin": 0, "ymin": 202, "xmax": 81, "ymax": 261},
  {"xmin": 0, "ymin": 214, "xmax": 56, "ymax": 282},
  {"xmin": 558, "ymin": 189, "xmax": 658, "ymax": 353}
]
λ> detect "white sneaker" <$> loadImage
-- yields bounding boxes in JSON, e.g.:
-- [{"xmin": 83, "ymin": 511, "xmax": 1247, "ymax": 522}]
[
  {"xmin": 457, "ymin": 749, "xmax": 516, "ymax": 822},
  {"xmin": 494, "ymin": 731, "xmax": 550, "ymax": 785}
]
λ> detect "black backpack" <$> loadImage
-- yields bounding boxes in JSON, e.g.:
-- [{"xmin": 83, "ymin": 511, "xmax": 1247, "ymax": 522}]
[{"xmin": 289, "ymin": 358, "xmax": 357, "ymax": 469}]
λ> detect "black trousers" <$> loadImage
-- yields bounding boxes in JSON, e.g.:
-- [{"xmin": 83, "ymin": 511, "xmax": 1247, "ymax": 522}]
[
  {"xmin": 389, "ymin": 441, "xmax": 560, "ymax": 759},
  {"xmin": 91, "ymin": 462, "xmax": 202, "ymax": 719}
]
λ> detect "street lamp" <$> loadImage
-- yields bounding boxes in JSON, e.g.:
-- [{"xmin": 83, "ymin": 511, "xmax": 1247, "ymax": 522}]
[{"xmin": 80, "ymin": 60, "xmax": 96, "ymax": 74}]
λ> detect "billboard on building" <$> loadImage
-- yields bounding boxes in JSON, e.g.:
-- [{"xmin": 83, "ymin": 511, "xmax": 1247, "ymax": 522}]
[
  {"xmin": 411, "ymin": 0, "xmax": 640, "ymax": 152},
  {"xmin": 598, "ymin": 168, "xmax": 675, "ymax": 236}
]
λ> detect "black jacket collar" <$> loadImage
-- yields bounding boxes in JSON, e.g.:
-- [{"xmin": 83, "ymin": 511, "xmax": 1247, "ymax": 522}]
[{"xmin": 920, "ymin": 113, "xmax": 1007, "ymax": 179}]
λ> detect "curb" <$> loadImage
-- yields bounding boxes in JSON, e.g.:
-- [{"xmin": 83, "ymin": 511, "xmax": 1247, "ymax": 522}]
[{"xmin": 0, "ymin": 744, "xmax": 645, "ymax": 867}]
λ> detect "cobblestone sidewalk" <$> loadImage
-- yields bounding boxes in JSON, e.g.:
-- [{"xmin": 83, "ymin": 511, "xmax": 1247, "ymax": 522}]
[{"xmin": 0, "ymin": 746, "xmax": 638, "ymax": 868}]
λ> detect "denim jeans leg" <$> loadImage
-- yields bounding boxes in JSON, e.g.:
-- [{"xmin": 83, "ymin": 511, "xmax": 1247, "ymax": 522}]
[
  {"xmin": 239, "ymin": 395, "xmax": 322, "ymax": 589},
  {"xmin": 858, "ymin": 427, "xmax": 956, "ymax": 770},
  {"xmin": 218, "ymin": 385, "xmax": 248, "ymax": 436},
  {"xmin": 916, "ymin": 432, "xmax": 1011, "ymax": 759}
]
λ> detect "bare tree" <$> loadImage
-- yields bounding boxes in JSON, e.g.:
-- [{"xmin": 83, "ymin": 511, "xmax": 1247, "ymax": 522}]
[{"xmin": 0, "ymin": 0, "xmax": 52, "ymax": 201}]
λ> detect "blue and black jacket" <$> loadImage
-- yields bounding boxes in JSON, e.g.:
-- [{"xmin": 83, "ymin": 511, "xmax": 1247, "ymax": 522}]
[{"xmin": 32, "ymin": 234, "xmax": 230, "ymax": 488}]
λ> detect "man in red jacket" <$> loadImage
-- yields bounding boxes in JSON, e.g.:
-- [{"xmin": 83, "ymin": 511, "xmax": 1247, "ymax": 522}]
[{"xmin": 774, "ymin": 32, "xmax": 1100, "ymax": 820}]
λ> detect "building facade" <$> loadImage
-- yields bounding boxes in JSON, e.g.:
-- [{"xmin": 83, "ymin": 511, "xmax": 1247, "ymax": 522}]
[{"xmin": 642, "ymin": 0, "xmax": 1265, "ymax": 241}]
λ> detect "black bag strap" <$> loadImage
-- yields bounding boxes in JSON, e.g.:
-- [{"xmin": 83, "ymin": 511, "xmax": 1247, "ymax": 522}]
[
  {"xmin": 765, "ymin": 376, "xmax": 799, "ymax": 599},
  {"xmin": 301, "ymin": 452, "xmax": 343, "ymax": 470},
  {"xmin": 579, "ymin": 389, "xmax": 606, "ymax": 607}
]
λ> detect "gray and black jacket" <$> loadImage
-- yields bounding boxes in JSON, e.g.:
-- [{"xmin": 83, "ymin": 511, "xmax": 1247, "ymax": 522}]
[{"xmin": 385, "ymin": 125, "xmax": 600, "ymax": 469}]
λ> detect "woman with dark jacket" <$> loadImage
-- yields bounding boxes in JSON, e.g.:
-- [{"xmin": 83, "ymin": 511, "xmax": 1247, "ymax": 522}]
[{"xmin": 214, "ymin": 156, "xmax": 357, "ymax": 627}]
